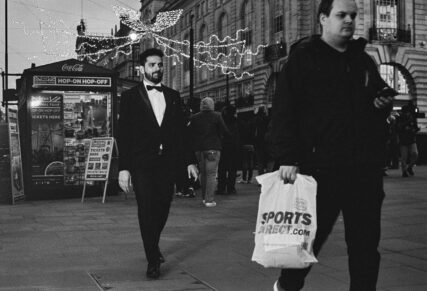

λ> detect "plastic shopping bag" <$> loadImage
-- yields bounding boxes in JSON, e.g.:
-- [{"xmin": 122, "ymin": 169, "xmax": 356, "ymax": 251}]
[{"xmin": 252, "ymin": 171, "xmax": 318, "ymax": 268}]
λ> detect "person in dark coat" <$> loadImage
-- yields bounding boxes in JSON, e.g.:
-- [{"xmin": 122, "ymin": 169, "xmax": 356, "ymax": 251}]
[
  {"xmin": 217, "ymin": 105, "xmax": 239, "ymax": 194},
  {"xmin": 118, "ymin": 48, "xmax": 198, "ymax": 279},
  {"xmin": 271, "ymin": 0, "xmax": 396, "ymax": 290},
  {"xmin": 396, "ymin": 101, "xmax": 420, "ymax": 177},
  {"xmin": 187, "ymin": 97, "xmax": 230, "ymax": 207}
]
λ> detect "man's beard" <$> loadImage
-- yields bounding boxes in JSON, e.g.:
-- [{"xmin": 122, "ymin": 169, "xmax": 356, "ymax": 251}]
[{"xmin": 145, "ymin": 71, "xmax": 163, "ymax": 84}]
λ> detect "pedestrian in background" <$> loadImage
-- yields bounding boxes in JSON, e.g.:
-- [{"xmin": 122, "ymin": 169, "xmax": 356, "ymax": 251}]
[
  {"xmin": 271, "ymin": 0, "xmax": 396, "ymax": 290},
  {"xmin": 188, "ymin": 97, "xmax": 230, "ymax": 207},
  {"xmin": 217, "ymin": 104, "xmax": 239, "ymax": 195},
  {"xmin": 396, "ymin": 101, "xmax": 419, "ymax": 177},
  {"xmin": 238, "ymin": 115, "xmax": 255, "ymax": 183},
  {"xmin": 254, "ymin": 105, "xmax": 270, "ymax": 175},
  {"xmin": 175, "ymin": 105, "xmax": 196, "ymax": 197},
  {"xmin": 118, "ymin": 48, "xmax": 198, "ymax": 279}
]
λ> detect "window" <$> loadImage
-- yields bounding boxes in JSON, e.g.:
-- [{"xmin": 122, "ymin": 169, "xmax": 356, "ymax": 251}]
[
  {"xmin": 273, "ymin": 0, "xmax": 284, "ymax": 43},
  {"xmin": 373, "ymin": 0, "xmax": 410, "ymax": 42},
  {"xmin": 241, "ymin": 0, "xmax": 253, "ymax": 66},
  {"xmin": 218, "ymin": 87, "xmax": 227, "ymax": 102},
  {"xmin": 236, "ymin": 81, "xmax": 254, "ymax": 107},
  {"xmin": 199, "ymin": 24, "xmax": 208, "ymax": 82},
  {"xmin": 237, "ymin": 81, "xmax": 253, "ymax": 98},
  {"xmin": 183, "ymin": 33, "xmax": 190, "ymax": 87},
  {"xmin": 171, "ymin": 58, "xmax": 179, "ymax": 90},
  {"xmin": 218, "ymin": 13, "xmax": 228, "ymax": 56},
  {"xmin": 380, "ymin": 64, "xmax": 409, "ymax": 94}
]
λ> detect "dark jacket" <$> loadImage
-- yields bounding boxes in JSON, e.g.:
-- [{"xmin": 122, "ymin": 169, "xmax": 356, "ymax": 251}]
[
  {"xmin": 272, "ymin": 35, "xmax": 394, "ymax": 169},
  {"xmin": 118, "ymin": 83, "xmax": 194, "ymax": 171},
  {"xmin": 188, "ymin": 110, "xmax": 230, "ymax": 151}
]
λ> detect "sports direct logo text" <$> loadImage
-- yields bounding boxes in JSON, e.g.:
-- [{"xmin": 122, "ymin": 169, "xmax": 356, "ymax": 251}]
[{"xmin": 258, "ymin": 211, "xmax": 312, "ymax": 236}]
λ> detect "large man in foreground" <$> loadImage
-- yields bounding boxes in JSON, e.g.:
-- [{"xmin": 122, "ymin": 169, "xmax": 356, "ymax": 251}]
[
  {"xmin": 118, "ymin": 48, "xmax": 198, "ymax": 279},
  {"xmin": 271, "ymin": 0, "xmax": 396, "ymax": 290}
]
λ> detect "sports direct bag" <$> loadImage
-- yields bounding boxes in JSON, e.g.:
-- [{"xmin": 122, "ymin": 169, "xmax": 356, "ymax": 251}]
[{"xmin": 252, "ymin": 172, "xmax": 318, "ymax": 268}]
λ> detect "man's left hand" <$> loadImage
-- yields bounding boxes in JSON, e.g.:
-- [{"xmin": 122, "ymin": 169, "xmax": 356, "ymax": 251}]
[
  {"xmin": 373, "ymin": 96, "xmax": 393, "ymax": 109},
  {"xmin": 187, "ymin": 164, "xmax": 199, "ymax": 181}
]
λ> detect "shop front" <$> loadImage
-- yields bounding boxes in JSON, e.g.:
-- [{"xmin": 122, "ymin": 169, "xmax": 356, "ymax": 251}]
[{"xmin": 17, "ymin": 59, "xmax": 118, "ymax": 199}]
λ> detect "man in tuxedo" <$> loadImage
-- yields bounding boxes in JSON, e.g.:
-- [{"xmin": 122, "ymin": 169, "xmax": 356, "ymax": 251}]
[{"xmin": 118, "ymin": 48, "xmax": 198, "ymax": 279}]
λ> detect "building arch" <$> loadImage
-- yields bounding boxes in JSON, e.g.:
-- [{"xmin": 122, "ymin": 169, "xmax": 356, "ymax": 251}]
[{"xmin": 380, "ymin": 62, "xmax": 417, "ymax": 104}]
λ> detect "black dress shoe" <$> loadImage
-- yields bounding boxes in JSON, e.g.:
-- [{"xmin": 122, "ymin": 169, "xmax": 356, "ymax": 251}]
[{"xmin": 146, "ymin": 262, "xmax": 160, "ymax": 279}]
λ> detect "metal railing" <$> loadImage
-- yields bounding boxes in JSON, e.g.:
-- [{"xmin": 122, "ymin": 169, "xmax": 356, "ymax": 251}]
[{"xmin": 369, "ymin": 26, "xmax": 411, "ymax": 43}]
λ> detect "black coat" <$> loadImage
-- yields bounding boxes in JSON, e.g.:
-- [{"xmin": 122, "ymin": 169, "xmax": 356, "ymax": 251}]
[
  {"xmin": 272, "ymin": 36, "xmax": 394, "ymax": 169},
  {"xmin": 118, "ymin": 83, "xmax": 193, "ymax": 172}
]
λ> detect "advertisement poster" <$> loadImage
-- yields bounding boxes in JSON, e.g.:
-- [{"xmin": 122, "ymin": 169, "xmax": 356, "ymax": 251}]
[
  {"xmin": 84, "ymin": 137, "xmax": 114, "ymax": 180},
  {"xmin": 64, "ymin": 138, "xmax": 91, "ymax": 185},
  {"xmin": 30, "ymin": 93, "xmax": 64, "ymax": 186},
  {"xmin": 7, "ymin": 108, "xmax": 25, "ymax": 203}
]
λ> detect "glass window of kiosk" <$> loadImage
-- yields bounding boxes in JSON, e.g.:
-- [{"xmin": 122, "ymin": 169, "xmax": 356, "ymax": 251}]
[{"xmin": 30, "ymin": 90, "xmax": 111, "ymax": 187}]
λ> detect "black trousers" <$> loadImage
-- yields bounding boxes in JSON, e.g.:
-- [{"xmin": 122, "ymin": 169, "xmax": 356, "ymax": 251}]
[
  {"xmin": 132, "ymin": 157, "xmax": 175, "ymax": 265},
  {"xmin": 279, "ymin": 166, "xmax": 385, "ymax": 291}
]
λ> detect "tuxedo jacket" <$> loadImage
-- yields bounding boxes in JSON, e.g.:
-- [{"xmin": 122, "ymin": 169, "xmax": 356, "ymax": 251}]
[{"xmin": 118, "ymin": 83, "xmax": 189, "ymax": 172}]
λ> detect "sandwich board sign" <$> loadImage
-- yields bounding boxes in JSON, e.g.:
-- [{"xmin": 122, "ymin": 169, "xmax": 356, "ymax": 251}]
[
  {"xmin": 8, "ymin": 108, "xmax": 25, "ymax": 204},
  {"xmin": 81, "ymin": 137, "xmax": 117, "ymax": 203}
]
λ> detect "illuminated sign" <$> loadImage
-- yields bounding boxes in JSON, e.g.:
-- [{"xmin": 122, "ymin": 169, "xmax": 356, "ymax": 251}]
[{"xmin": 33, "ymin": 76, "xmax": 111, "ymax": 88}]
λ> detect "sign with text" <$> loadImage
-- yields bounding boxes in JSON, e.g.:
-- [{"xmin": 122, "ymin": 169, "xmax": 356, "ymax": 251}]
[
  {"xmin": 84, "ymin": 137, "xmax": 114, "ymax": 181},
  {"xmin": 7, "ymin": 108, "xmax": 25, "ymax": 203},
  {"xmin": 33, "ymin": 76, "xmax": 111, "ymax": 88}
]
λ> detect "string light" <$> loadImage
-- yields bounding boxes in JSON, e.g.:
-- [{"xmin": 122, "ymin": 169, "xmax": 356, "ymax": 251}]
[{"xmin": 15, "ymin": 5, "xmax": 267, "ymax": 80}]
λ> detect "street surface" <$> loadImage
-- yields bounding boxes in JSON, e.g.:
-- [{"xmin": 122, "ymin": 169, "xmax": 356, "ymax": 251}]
[{"xmin": 1, "ymin": 167, "xmax": 427, "ymax": 290}]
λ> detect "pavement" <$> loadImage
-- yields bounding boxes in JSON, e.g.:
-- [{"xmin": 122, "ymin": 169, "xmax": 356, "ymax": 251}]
[{"xmin": 0, "ymin": 166, "xmax": 427, "ymax": 291}]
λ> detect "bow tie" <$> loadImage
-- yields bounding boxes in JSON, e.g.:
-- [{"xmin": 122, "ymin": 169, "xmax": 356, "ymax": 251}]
[{"xmin": 146, "ymin": 85, "xmax": 163, "ymax": 92}]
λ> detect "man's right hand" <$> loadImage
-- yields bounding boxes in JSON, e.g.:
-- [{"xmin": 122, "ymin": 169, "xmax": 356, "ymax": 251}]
[
  {"xmin": 118, "ymin": 170, "xmax": 132, "ymax": 193},
  {"xmin": 278, "ymin": 165, "xmax": 299, "ymax": 184}
]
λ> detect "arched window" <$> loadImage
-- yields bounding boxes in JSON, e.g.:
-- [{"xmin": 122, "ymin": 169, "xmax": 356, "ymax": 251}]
[
  {"xmin": 241, "ymin": 0, "xmax": 253, "ymax": 66},
  {"xmin": 380, "ymin": 64, "xmax": 409, "ymax": 94},
  {"xmin": 218, "ymin": 12, "xmax": 228, "ymax": 40}
]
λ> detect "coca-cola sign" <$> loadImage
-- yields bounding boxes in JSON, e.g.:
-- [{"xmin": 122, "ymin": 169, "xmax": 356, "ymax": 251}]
[{"xmin": 61, "ymin": 64, "xmax": 84, "ymax": 72}]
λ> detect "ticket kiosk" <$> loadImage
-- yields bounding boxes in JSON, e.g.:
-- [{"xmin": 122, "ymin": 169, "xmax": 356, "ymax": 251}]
[{"xmin": 17, "ymin": 59, "xmax": 118, "ymax": 199}]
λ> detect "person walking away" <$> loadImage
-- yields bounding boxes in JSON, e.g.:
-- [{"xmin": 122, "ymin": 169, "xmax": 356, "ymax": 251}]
[
  {"xmin": 175, "ymin": 105, "xmax": 196, "ymax": 197},
  {"xmin": 238, "ymin": 116, "xmax": 255, "ymax": 183},
  {"xmin": 217, "ymin": 105, "xmax": 240, "ymax": 194},
  {"xmin": 118, "ymin": 48, "xmax": 198, "ymax": 280},
  {"xmin": 271, "ymin": 0, "xmax": 396, "ymax": 290},
  {"xmin": 188, "ymin": 97, "xmax": 230, "ymax": 207},
  {"xmin": 396, "ymin": 102, "xmax": 419, "ymax": 177}
]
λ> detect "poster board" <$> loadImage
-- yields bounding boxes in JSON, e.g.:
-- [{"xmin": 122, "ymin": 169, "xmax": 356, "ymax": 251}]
[
  {"xmin": 7, "ymin": 108, "xmax": 25, "ymax": 204},
  {"xmin": 84, "ymin": 137, "xmax": 114, "ymax": 180},
  {"xmin": 81, "ymin": 137, "xmax": 117, "ymax": 203}
]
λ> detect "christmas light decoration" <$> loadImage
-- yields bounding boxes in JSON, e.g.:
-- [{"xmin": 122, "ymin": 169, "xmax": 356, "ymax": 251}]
[{"xmin": 15, "ymin": 5, "xmax": 267, "ymax": 80}]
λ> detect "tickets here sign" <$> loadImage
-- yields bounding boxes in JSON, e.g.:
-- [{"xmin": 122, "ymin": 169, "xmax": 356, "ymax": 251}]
[{"xmin": 84, "ymin": 137, "xmax": 114, "ymax": 181}]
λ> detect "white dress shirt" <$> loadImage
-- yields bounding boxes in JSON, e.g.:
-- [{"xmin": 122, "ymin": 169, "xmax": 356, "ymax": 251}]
[{"xmin": 143, "ymin": 80, "xmax": 166, "ymax": 126}]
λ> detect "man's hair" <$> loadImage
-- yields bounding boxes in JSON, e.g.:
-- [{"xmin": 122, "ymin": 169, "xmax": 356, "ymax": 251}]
[
  {"xmin": 139, "ymin": 48, "xmax": 164, "ymax": 65},
  {"xmin": 317, "ymin": 0, "xmax": 335, "ymax": 23}
]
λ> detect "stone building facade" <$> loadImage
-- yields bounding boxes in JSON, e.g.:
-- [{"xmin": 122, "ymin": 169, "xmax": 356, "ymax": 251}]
[{"xmin": 91, "ymin": 0, "xmax": 427, "ymax": 134}]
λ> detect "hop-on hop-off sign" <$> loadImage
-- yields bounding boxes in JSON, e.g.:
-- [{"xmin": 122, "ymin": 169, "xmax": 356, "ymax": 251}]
[{"xmin": 33, "ymin": 76, "xmax": 111, "ymax": 87}]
